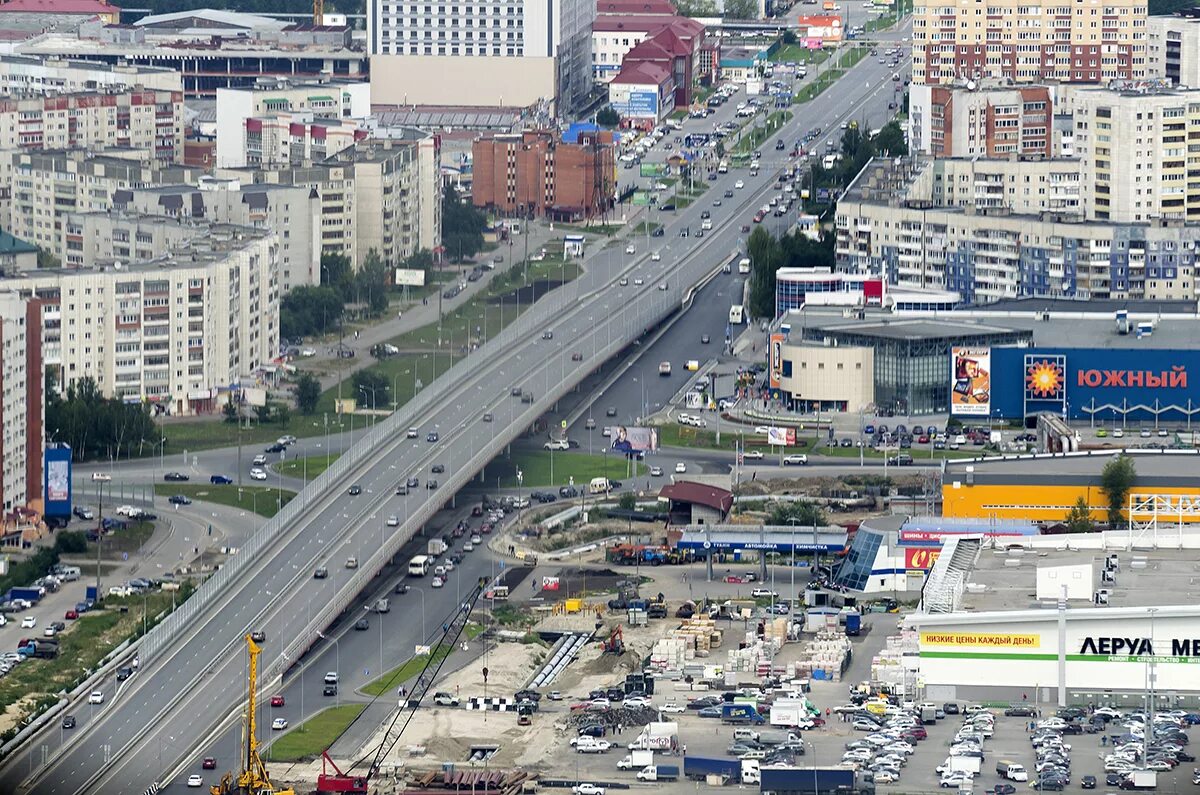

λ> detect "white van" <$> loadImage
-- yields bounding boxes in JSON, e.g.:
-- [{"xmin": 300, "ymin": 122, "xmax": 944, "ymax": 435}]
[
  {"xmin": 59, "ymin": 566, "xmax": 81, "ymax": 582},
  {"xmin": 589, "ymin": 477, "xmax": 611, "ymax": 495}
]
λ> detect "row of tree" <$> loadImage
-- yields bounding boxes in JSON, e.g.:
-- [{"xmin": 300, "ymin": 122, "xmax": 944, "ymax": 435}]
[
  {"xmin": 746, "ymin": 224, "xmax": 836, "ymax": 318},
  {"xmin": 46, "ymin": 376, "xmax": 158, "ymax": 462}
]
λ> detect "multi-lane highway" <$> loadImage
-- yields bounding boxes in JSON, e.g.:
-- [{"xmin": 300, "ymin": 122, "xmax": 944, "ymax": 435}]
[{"xmin": 3, "ymin": 25, "xmax": 909, "ymax": 795}]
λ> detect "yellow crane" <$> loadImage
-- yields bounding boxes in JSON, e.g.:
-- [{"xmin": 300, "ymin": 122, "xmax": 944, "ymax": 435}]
[{"xmin": 211, "ymin": 635, "xmax": 296, "ymax": 795}]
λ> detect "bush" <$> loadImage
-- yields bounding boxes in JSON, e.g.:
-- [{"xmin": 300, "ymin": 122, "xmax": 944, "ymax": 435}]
[
  {"xmin": 55, "ymin": 531, "xmax": 87, "ymax": 555},
  {"xmin": 0, "ymin": 547, "xmax": 58, "ymax": 595}
]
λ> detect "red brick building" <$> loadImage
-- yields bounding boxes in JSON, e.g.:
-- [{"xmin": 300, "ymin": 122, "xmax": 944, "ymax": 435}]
[
  {"xmin": 909, "ymin": 83, "xmax": 1053, "ymax": 158},
  {"xmin": 471, "ymin": 130, "xmax": 616, "ymax": 221}
]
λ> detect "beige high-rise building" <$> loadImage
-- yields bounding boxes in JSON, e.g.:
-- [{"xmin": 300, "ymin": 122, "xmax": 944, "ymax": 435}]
[
  {"xmin": 1148, "ymin": 12, "xmax": 1200, "ymax": 86},
  {"xmin": 911, "ymin": 0, "xmax": 1148, "ymax": 86},
  {"xmin": 1068, "ymin": 85, "xmax": 1200, "ymax": 222}
]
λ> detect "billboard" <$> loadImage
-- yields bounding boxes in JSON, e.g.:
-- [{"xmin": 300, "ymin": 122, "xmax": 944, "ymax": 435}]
[
  {"xmin": 950, "ymin": 346, "xmax": 991, "ymax": 416},
  {"xmin": 394, "ymin": 268, "xmax": 426, "ymax": 287},
  {"xmin": 607, "ymin": 426, "xmax": 659, "ymax": 454},
  {"xmin": 640, "ymin": 163, "xmax": 668, "ymax": 178},
  {"xmin": 632, "ymin": 191, "xmax": 653, "ymax": 206},
  {"xmin": 44, "ymin": 444, "xmax": 72, "ymax": 519},
  {"xmin": 611, "ymin": 87, "xmax": 659, "ymax": 118},
  {"xmin": 904, "ymin": 547, "xmax": 942, "ymax": 570},
  {"xmin": 766, "ymin": 427, "xmax": 797, "ymax": 446},
  {"xmin": 541, "ymin": 576, "xmax": 561, "ymax": 591},
  {"xmin": 769, "ymin": 333, "xmax": 785, "ymax": 388}
]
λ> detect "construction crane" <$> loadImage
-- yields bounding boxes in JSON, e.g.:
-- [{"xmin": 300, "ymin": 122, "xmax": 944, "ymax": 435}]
[
  {"xmin": 312, "ymin": 0, "xmax": 323, "ymax": 25},
  {"xmin": 210, "ymin": 635, "xmax": 297, "ymax": 795},
  {"xmin": 317, "ymin": 578, "xmax": 491, "ymax": 795}
]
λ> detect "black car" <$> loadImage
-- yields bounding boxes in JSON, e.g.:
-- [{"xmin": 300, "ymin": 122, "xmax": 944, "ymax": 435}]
[
  {"xmin": 1080, "ymin": 776, "xmax": 1096, "ymax": 789},
  {"xmin": 395, "ymin": 582, "xmax": 410, "ymax": 594},
  {"xmin": 1033, "ymin": 780, "xmax": 1065, "ymax": 791},
  {"xmin": 348, "ymin": 485, "xmax": 362, "ymax": 495},
  {"xmin": 559, "ymin": 486, "xmax": 579, "ymax": 498},
  {"xmin": 265, "ymin": 443, "xmax": 286, "ymax": 454},
  {"xmin": 250, "ymin": 630, "xmax": 266, "ymax": 642},
  {"xmin": 431, "ymin": 464, "xmax": 445, "ymax": 474},
  {"xmin": 578, "ymin": 724, "xmax": 606, "ymax": 737},
  {"xmin": 163, "ymin": 472, "xmax": 189, "ymax": 482},
  {"xmin": 1005, "ymin": 706, "xmax": 1036, "ymax": 716},
  {"xmin": 701, "ymin": 334, "xmax": 710, "ymax": 344},
  {"xmin": 314, "ymin": 566, "xmax": 328, "ymax": 579},
  {"xmin": 943, "ymin": 703, "xmax": 960, "ymax": 714},
  {"xmin": 606, "ymin": 407, "xmax": 617, "ymax": 417},
  {"xmin": 992, "ymin": 786, "xmax": 1016, "ymax": 795},
  {"xmin": 168, "ymin": 494, "xmax": 192, "ymax": 505},
  {"xmin": 514, "ymin": 689, "xmax": 541, "ymax": 702},
  {"xmin": 406, "ymin": 477, "xmax": 420, "ymax": 489},
  {"xmin": 62, "ymin": 715, "xmax": 76, "ymax": 729},
  {"xmin": 724, "ymin": 189, "xmax": 734, "ymax": 198},
  {"xmin": 324, "ymin": 684, "xmax": 338, "ymax": 696},
  {"xmin": 210, "ymin": 475, "xmax": 233, "ymax": 484},
  {"xmin": 72, "ymin": 506, "xmax": 94, "ymax": 521},
  {"xmin": 116, "ymin": 666, "xmax": 134, "ymax": 681},
  {"xmin": 354, "ymin": 618, "xmax": 369, "ymax": 630},
  {"xmin": 426, "ymin": 431, "xmax": 439, "ymax": 442},
  {"xmin": 427, "ymin": 480, "xmax": 438, "ymax": 490}
]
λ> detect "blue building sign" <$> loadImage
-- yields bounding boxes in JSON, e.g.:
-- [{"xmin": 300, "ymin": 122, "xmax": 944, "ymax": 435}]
[
  {"xmin": 614, "ymin": 90, "xmax": 658, "ymax": 117},
  {"xmin": 984, "ymin": 347, "xmax": 1200, "ymax": 421}
]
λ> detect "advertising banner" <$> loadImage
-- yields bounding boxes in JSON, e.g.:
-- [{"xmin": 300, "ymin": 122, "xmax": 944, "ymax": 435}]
[
  {"xmin": 613, "ymin": 89, "xmax": 658, "ymax": 118},
  {"xmin": 766, "ymin": 427, "xmax": 796, "ymax": 446},
  {"xmin": 606, "ymin": 426, "xmax": 659, "ymax": 454},
  {"xmin": 904, "ymin": 547, "xmax": 942, "ymax": 570},
  {"xmin": 950, "ymin": 346, "xmax": 991, "ymax": 416},
  {"xmin": 541, "ymin": 576, "xmax": 560, "ymax": 591},
  {"xmin": 920, "ymin": 632, "xmax": 1040, "ymax": 649},
  {"xmin": 769, "ymin": 332, "xmax": 785, "ymax": 388},
  {"xmin": 632, "ymin": 191, "xmax": 652, "ymax": 206},
  {"xmin": 640, "ymin": 163, "xmax": 668, "ymax": 178},
  {"xmin": 393, "ymin": 268, "xmax": 426, "ymax": 287},
  {"xmin": 46, "ymin": 460, "xmax": 68, "ymax": 502},
  {"xmin": 43, "ymin": 444, "xmax": 72, "ymax": 519}
]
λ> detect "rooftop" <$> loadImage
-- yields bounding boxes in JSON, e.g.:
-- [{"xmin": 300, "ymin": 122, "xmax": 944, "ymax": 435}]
[
  {"xmin": 944, "ymin": 450, "xmax": 1200, "ymax": 489},
  {"xmin": 798, "ymin": 315, "xmax": 1028, "ymax": 342},
  {"xmin": 659, "ymin": 480, "xmax": 734, "ymax": 514},
  {"xmin": 0, "ymin": 229, "xmax": 36, "ymax": 255},
  {"xmin": 0, "ymin": 0, "xmax": 116, "ymax": 14}
]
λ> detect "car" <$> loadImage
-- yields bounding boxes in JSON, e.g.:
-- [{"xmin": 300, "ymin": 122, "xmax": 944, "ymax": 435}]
[
  {"xmin": 1081, "ymin": 776, "xmax": 1097, "ymax": 789},
  {"xmin": 324, "ymin": 684, "xmax": 338, "ymax": 696},
  {"xmin": 427, "ymin": 431, "xmax": 439, "ymax": 443},
  {"xmin": 202, "ymin": 757, "xmax": 217, "ymax": 770},
  {"xmin": 314, "ymin": 566, "xmax": 328, "ymax": 579},
  {"xmin": 116, "ymin": 665, "xmax": 134, "ymax": 680},
  {"xmin": 64, "ymin": 609, "xmax": 78, "ymax": 620},
  {"xmin": 432, "ymin": 576, "xmax": 445, "ymax": 588},
  {"xmin": 471, "ymin": 533, "xmax": 482, "ymax": 544},
  {"xmin": 431, "ymin": 463, "xmax": 445, "ymax": 473},
  {"xmin": 271, "ymin": 717, "xmax": 288, "ymax": 731},
  {"xmin": 20, "ymin": 616, "xmax": 35, "ymax": 628},
  {"xmin": 735, "ymin": 180, "xmax": 745, "ymax": 189},
  {"xmin": 347, "ymin": 484, "xmax": 362, "ymax": 496},
  {"xmin": 163, "ymin": 472, "xmax": 189, "ymax": 482},
  {"xmin": 618, "ymin": 277, "xmax": 628, "ymax": 286},
  {"xmin": 345, "ymin": 557, "xmax": 358, "ymax": 569},
  {"xmin": 625, "ymin": 244, "xmax": 636, "ymax": 254},
  {"xmin": 168, "ymin": 494, "xmax": 192, "ymax": 505},
  {"xmin": 571, "ymin": 785, "xmax": 605, "ymax": 795},
  {"xmin": 649, "ymin": 465, "xmax": 664, "ymax": 477},
  {"xmin": 992, "ymin": 785, "xmax": 1016, "ymax": 795},
  {"xmin": 209, "ymin": 474, "xmax": 233, "ymax": 484},
  {"xmin": 651, "ymin": 251, "xmax": 661, "ymax": 261},
  {"xmin": 751, "ymin": 588, "xmax": 778, "ymax": 598},
  {"xmin": 606, "ymin": 407, "xmax": 617, "ymax": 417},
  {"xmin": 88, "ymin": 690, "xmax": 104, "ymax": 704},
  {"xmin": 250, "ymin": 630, "xmax": 266, "ymax": 643},
  {"xmin": 434, "ymin": 692, "xmax": 461, "ymax": 707},
  {"xmin": 264, "ymin": 443, "xmax": 286, "ymax": 454},
  {"xmin": 783, "ymin": 454, "xmax": 809, "ymax": 465},
  {"xmin": 674, "ymin": 462, "xmax": 686, "ymax": 473},
  {"xmin": 698, "ymin": 706, "xmax": 723, "ymax": 718},
  {"xmin": 634, "ymin": 277, "xmax": 644, "ymax": 286},
  {"xmin": 427, "ymin": 480, "xmax": 438, "ymax": 490},
  {"xmin": 249, "ymin": 467, "xmax": 268, "ymax": 481},
  {"xmin": 62, "ymin": 715, "xmax": 76, "ymax": 729},
  {"xmin": 72, "ymin": 506, "xmax": 95, "ymax": 520},
  {"xmin": 269, "ymin": 695, "xmax": 285, "ymax": 707},
  {"xmin": 187, "ymin": 775, "xmax": 204, "ymax": 788}
]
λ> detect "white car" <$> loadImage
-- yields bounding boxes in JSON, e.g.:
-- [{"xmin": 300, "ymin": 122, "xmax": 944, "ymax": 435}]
[
  {"xmin": 300, "ymin": 347, "xmax": 316, "ymax": 357},
  {"xmin": 115, "ymin": 505, "xmax": 139, "ymax": 517},
  {"xmin": 249, "ymin": 467, "xmax": 267, "ymax": 481},
  {"xmin": 88, "ymin": 690, "xmax": 104, "ymax": 704},
  {"xmin": 271, "ymin": 717, "xmax": 288, "ymax": 730},
  {"xmin": 462, "ymin": 542, "xmax": 474, "ymax": 552},
  {"xmin": 432, "ymin": 576, "xmax": 445, "ymax": 588},
  {"xmin": 633, "ymin": 277, "xmax": 644, "ymax": 286},
  {"xmin": 252, "ymin": 454, "xmax": 268, "ymax": 466},
  {"xmin": 625, "ymin": 244, "xmax": 636, "ymax": 255},
  {"xmin": 651, "ymin": 251, "xmax": 661, "ymax": 261},
  {"xmin": 386, "ymin": 515, "xmax": 399, "ymax": 527},
  {"xmin": 619, "ymin": 277, "xmax": 629, "ymax": 286},
  {"xmin": 572, "ymin": 785, "xmax": 605, "ymax": 795},
  {"xmin": 743, "ymin": 450, "xmax": 764, "ymax": 460},
  {"xmin": 873, "ymin": 770, "xmax": 899, "ymax": 784},
  {"xmin": 187, "ymin": 774, "xmax": 204, "ymax": 788},
  {"xmin": 783, "ymin": 454, "xmax": 809, "ymax": 465},
  {"xmin": 660, "ymin": 701, "xmax": 685, "ymax": 713},
  {"xmin": 20, "ymin": 616, "xmax": 35, "ymax": 628},
  {"xmin": 674, "ymin": 462, "xmax": 686, "ymax": 473},
  {"xmin": 750, "ymin": 588, "xmax": 778, "ymax": 598},
  {"xmin": 735, "ymin": 180, "xmax": 745, "ymax": 189}
]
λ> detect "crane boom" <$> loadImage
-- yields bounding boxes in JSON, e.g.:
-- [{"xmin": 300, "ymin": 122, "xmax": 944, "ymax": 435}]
[
  {"xmin": 317, "ymin": 577, "xmax": 491, "ymax": 794},
  {"xmin": 313, "ymin": 0, "xmax": 323, "ymax": 24}
]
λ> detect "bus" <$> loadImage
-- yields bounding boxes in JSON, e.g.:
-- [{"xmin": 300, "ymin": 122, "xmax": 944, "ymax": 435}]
[
  {"xmin": 408, "ymin": 555, "xmax": 431, "ymax": 576},
  {"xmin": 729, "ymin": 304, "xmax": 745, "ymax": 324}
]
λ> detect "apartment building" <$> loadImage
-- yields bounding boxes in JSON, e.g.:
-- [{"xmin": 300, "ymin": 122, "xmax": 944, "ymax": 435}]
[
  {"xmin": 472, "ymin": 130, "xmax": 616, "ymax": 220},
  {"xmin": 909, "ymin": 83, "xmax": 1054, "ymax": 157},
  {"xmin": 0, "ymin": 290, "xmax": 44, "ymax": 512},
  {"xmin": 15, "ymin": 11, "xmax": 367, "ymax": 99},
  {"xmin": 911, "ymin": 0, "xmax": 1147, "ymax": 86},
  {"xmin": 591, "ymin": 14, "xmax": 706, "ymax": 101},
  {"xmin": 225, "ymin": 136, "xmax": 442, "ymax": 268},
  {"xmin": 836, "ymin": 157, "xmax": 1198, "ymax": 304},
  {"xmin": 925, "ymin": 155, "xmax": 1083, "ymax": 216},
  {"xmin": 110, "ymin": 179, "xmax": 321, "ymax": 293},
  {"xmin": 0, "ymin": 87, "xmax": 184, "ymax": 162},
  {"xmin": 0, "ymin": 55, "xmax": 182, "ymax": 95},
  {"xmin": 1147, "ymin": 12, "xmax": 1200, "ymax": 86},
  {"xmin": 6, "ymin": 217, "xmax": 279, "ymax": 415},
  {"xmin": 4, "ymin": 149, "xmax": 202, "ymax": 261},
  {"xmin": 367, "ymin": 0, "xmax": 594, "ymax": 115},
  {"xmin": 214, "ymin": 79, "xmax": 371, "ymax": 168},
  {"xmin": 1068, "ymin": 83, "xmax": 1200, "ymax": 222}
]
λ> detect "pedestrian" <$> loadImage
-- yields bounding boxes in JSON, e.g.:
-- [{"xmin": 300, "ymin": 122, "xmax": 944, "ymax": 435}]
[
  {"xmin": 1102, "ymin": 735, "xmax": 1108, "ymax": 747},
  {"xmin": 682, "ymin": 744, "xmax": 687, "ymax": 755}
]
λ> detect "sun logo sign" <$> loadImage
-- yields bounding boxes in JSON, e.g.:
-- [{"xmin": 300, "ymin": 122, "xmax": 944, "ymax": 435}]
[{"xmin": 1026, "ymin": 358, "xmax": 1065, "ymax": 400}]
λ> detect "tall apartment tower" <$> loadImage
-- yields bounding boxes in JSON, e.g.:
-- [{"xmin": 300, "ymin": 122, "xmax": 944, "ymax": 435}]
[{"xmin": 911, "ymin": 0, "xmax": 1147, "ymax": 86}]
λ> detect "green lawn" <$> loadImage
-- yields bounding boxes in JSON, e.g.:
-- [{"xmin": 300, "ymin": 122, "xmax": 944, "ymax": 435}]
[
  {"xmin": 361, "ymin": 644, "xmax": 451, "ymax": 697},
  {"xmin": 489, "ymin": 450, "xmax": 646, "ymax": 489},
  {"xmin": 159, "ymin": 420, "xmax": 330, "ymax": 458},
  {"xmin": 273, "ymin": 453, "xmax": 341, "ymax": 480},
  {"xmin": 89, "ymin": 519, "xmax": 156, "ymax": 559},
  {"xmin": 267, "ymin": 704, "xmax": 366, "ymax": 762},
  {"xmin": 153, "ymin": 484, "xmax": 296, "ymax": 517},
  {"xmin": 770, "ymin": 45, "xmax": 829, "ymax": 65}
]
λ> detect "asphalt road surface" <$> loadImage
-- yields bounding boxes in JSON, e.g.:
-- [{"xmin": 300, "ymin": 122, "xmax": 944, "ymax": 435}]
[{"xmin": 5, "ymin": 25, "xmax": 911, "ymax": 795}]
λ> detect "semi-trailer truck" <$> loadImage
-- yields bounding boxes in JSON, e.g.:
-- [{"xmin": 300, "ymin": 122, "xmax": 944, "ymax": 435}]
[
  {"xmin": 760, "ymin": 766, "xmax": 873, "ymax": 795},
  {"xmin": 683, "ymin": 757, "xmax": 759, "ymax": 784}
]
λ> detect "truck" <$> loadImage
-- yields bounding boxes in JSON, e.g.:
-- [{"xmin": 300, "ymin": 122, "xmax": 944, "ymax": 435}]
[
  {"xmin": 845, "ymin": 613, "xmax": 862, "ymax": 636},
  {"xmin": 627, "ymin": 721, "xmax": 677, "ymax": 751},
  {"xmin": 1120, "ymin": 771, "xmax": 1157, "ymax": 790},
  {"xmin": 8, "ymin": 587, "xmax": 43, "ymax": 604},
  {"xmin": 920, "ymin": 704, "xmax": 938, "ymax": 724},
  {"xmin": 759, "ymin": 766, "xmax": 872, "ymax": 795},
  {"xmin": 769, "ymin": 702, "xmax": 809, "ymax": 728},
  {"xmin": 939, "ymin": 756, "xmax": 981, "ymax": 775},
  {"xmin": 617, "ymin": 751, "xmax": 654, "ymax": 770},
  {"xmin": 757, "ymin": 730, "xmax": 802, "ymax": 746},
  {"xmin": 427, "ymin": 539, "xmax": 447, "ymax": 557},
  {"xmin": 636, "ymin": 765, "xmax": 679, "ymax": 782},
  {"xmin": 722, "ymin": 703, "xmax": 765, "ymax": 724},
  {"xmin": 684, "ymin": 757, "xmax": 759, "ymax": 784},
  {"xmin": 18, "ymin": 639, "xmax": 58, "ymax": 659}
]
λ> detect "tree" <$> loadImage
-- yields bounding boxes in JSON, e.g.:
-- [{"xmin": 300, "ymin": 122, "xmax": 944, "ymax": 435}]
[
  {"xmin": 36, "ymin": 247, "xmax": 60, "ymax": 269},
  {"xmin": 351, "ymin": 369, "xmax": 391, "ymax": 409},
  {"xmin": 724, "ymin": 0, "xmax": 758, "ymax": 19},
  {"xmin": 441, "ymin": 184, "xmax": 486, "ymax": 262},
  {"xmin": 769, "ymin": 500, "xmax": 826, "ymax": 528},
  {"xmin": 44, "ymin": 376, "xmax": 157, "ymax": 462},
  {"xmin": 222, "ymin": 392, "xmax": 239, "ymax": 424},
  {"xmin": 294, "ymin": 372, "xmax": 321, "ymax": 415},
  {"xmin": 872, "ymin": 121, "xmax": 908, "ymax": 157},
  {"xmin": 782, "ymin": 29, "xmax": 798, "ymax": 45},
  {"xmin": 355, "ymin": 250, "xmax": 391, "ymax": 315},
  {"xmin": 618, "ymin": 492, "xmax": 637, "ymax": 511},
  {"xmin": 596, "ymin": 106, "xmax": 620, "ymax": 127},
  {"xmin": 1100, "ymin": 454, "xmax": 1137, "ymax": 529},
  {"xmin": 401, "ymin": 249, "xmax": 435, "ymax": 273},
  {"xmin": 674, "ymin": 0, "xmax": 718, "ymax": 14},
  {"xmin": 746, "ymin": 225, "xmax": 780, "ymax": 317},
  {"xmin": 280, "ymin": 285, "xmax": 344, "ymax": 340},
  {"xmin": 1065, "ymin": 497, "xmax": 1094, "ymax": 534},
  {"xmin": 321, "ymin": 252, "xmax": 353, "ymax": 295}
]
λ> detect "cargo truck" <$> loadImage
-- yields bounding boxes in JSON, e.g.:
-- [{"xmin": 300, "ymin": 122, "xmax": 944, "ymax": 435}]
[
  {"xmin": 757, "ymin": 730, "xmax": 802, "ymax": 746},
  {"xmin": 636, "ymin": 765, "xmax": 679, "ymax": 782},
  {"xmin": 427, "ymin": 539, "xmax": 448, "ymax": 556},
  {"xmin": 759, "ymin": 766, "xmax": 873, "ymax": 795},
  {"xmin": 1120, "ymin": 771, "xmax": 1157, "ymax": 790},
  {"xmin": 769, "ymin": 703, "xmax": 810, "ymax": 728},
  {"xmin": 617, "ymin": 751, "xmax": 653, "ymax": 770},
  {"xmin": 722, "ymin": 703, "xmax": 765, "ymax": 724},
  {"xmin": 683, "ymin": 757, "xmax": 759, "ymax": 784},
  {"xmin": 8, "ymin": 587, "xmax": 43, "ymax": 604},
  {"xmin": 18, "ymin": 639, "xmax": 58, "ymax": 659},
  {"xmin": 845, "ymin": 613, "xmax": 862, "ymax": 636},
  {"xmin": 920, "ymin": 704, "xmax": 938, "ymax": 724}
]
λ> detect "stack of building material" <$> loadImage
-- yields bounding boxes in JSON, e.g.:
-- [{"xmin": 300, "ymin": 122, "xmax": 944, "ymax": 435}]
[{"xmin": 649, "ymin": 637, "xmax": 688, "ymax": 671}]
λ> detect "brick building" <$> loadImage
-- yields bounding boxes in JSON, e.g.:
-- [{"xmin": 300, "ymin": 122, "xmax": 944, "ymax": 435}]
[
  {"xmin": 471, "ymin": 130, "xmax": 616, "ymax": 221},
  {"xmin": 909, "ymin": 83, "xmax": 1053, "ymax": 158}
]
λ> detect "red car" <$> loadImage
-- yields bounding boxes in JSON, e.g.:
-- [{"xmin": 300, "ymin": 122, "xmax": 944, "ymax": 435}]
[
  {"xmin": 270, "ymin": 695, "xmax": 285, "ymax": 707},
  {"xmin": 64, "ymin": 609, "xmax": 78, "ymax": 620},
  {"xmin": 724, "ymin": 575, "xmax": 745, "ymax": 584},
  {"xmin": 918, "ymin": 435, "xmax": 930, "ymax": 444},
  {"xmin": 480, "ymin": 524, "xmax": 493, "ymax": 535},
  {"xmin": 202, "ymin": 757, "xmax": 217, "ymax": 770}
]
